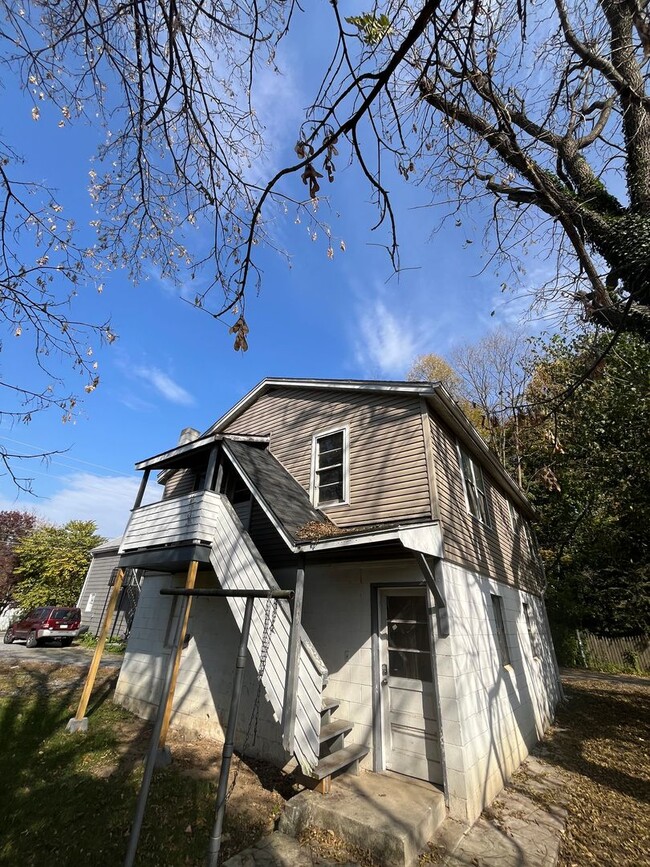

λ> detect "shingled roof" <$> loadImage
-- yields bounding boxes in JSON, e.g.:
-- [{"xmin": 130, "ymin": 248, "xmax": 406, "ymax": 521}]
[{"xmin": 222, "ymin": 439, "xmax": 331, "ymax": 542}]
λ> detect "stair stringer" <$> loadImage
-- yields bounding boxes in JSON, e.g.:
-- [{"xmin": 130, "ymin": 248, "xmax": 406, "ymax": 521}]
[{"xmin": 207, "ymin": 495, "xmax": 327, "ymax": 773}]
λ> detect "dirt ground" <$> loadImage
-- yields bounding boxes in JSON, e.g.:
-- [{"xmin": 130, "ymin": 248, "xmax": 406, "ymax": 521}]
[
  {"xmin": 1, "ymin": 660, "xmax": 648, "ymax": 866},
  {"xmin": 0, "ymin": 659, "xmax": 299, "ymax": 865}
]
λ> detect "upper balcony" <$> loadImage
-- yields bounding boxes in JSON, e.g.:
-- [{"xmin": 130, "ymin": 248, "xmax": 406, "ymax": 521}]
[{"xmin": 118, "ymin": 490, "xmax": 224, "ymax": 571}]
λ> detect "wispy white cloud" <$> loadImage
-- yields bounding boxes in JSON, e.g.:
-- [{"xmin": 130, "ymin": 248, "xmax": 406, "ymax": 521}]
[
  {"xmin": 0, "ymin": 473, "xmax": 159, "ymax": 539},
  {"xmin": 352, "ymin": 294, "xmax": 440, "ymax": 378},
  {"xmin": 133, "ymin": 365, "xmax": 195, "ymax": 406}
]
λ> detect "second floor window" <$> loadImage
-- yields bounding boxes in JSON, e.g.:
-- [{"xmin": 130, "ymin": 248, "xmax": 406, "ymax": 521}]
[
  {"xmin": 312, "ymin": 428, "xmax": 348, "ymax": 506},
  {"xmin": 509, "ymin": 502, "xmax": 537, "ymax": 559},
  {"xmin": 458, "ymin": 446, "xmax": 490, "ymax": 525}
]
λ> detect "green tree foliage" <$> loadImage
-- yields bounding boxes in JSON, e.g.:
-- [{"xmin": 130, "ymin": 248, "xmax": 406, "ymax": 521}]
[
  {"xmin": 521, "ymin": 333, "xmax": 650, "ymax": 635},
  {"xmin": 0, "ymin": 511, "xmax": 37, "ymax": 604},
  {"xmin": 12, "ymin": 521, "xmax": 104, "ymax": 609}
]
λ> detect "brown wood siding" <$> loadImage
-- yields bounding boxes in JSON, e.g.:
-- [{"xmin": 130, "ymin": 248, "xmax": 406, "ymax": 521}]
[
  {"xmin": 163, "ymin": 468, "xmax": 195, "ymax": 500},
  {"xmin": 428, "ymin": 414, "xmax": 543, "ymax": 593},
  {"xmin": 223, "ymin": 387, "xmax": 432, "ymax": 529}
]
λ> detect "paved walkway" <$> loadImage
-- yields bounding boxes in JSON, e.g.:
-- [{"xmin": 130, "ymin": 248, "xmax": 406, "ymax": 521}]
[{"xmin": 224, "ymin": 752, "xmax": 569, "ymax": 867}]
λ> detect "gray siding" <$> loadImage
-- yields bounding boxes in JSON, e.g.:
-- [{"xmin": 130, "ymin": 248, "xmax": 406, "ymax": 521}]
[
  {"xmin": 428, "ymin": 414, "xmax": 543, "ymax": 593},
  {"xmin": 223, "ymin": 387, "xmax": 432, "ymax": 529},
  {"xmin": 77, "ymin": 549, "xmax": 133, "ymax": 638}
]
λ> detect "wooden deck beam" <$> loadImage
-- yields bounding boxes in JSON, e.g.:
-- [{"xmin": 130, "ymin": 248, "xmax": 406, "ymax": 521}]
[{"xmin": 159, "ymin": 559, "xmax": 199, "ymax": 747}]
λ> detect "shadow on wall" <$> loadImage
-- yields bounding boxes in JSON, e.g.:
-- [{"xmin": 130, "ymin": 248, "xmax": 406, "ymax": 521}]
[
  {"xmin": 169, "ymin": 571, "xmax": 290, "ymax": 769},
  {"xmin": 451, "ymin": 564, "xmax": 561, "ymax": 817}
]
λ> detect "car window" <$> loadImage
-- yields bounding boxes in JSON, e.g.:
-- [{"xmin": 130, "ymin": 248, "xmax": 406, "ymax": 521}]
[{"xmin": 51, "ymin": 609, "xmax": 79, "ymax": 622}]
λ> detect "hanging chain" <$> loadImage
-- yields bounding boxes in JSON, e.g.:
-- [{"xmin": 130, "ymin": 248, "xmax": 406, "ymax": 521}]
[{"xmin": 226, "ymin": 590, "xmax": 278, "ymax": 801}]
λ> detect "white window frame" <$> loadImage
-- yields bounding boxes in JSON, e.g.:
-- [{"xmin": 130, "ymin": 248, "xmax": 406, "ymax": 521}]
[
  {"xmin": 522, "ymin": 601, "xmax": 540, "ymax": 658},
  {"xmin": 490, "ymin": 593, "xmax": 511, "ymax": 667},
  {"xmin": 509, "ymin": 501, "xmax": 537, "ymax": 560},
  {"xmin": 310, "ymin": 426, "xmax": 349, "ymax": 507},
  {"xmin": 457, "ymin": 444, "xmax": 491, "ymax": 527}
]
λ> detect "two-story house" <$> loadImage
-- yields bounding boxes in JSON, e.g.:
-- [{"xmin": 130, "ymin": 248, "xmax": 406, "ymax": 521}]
[{"xmin": 113, "ymin": 378, "xmax": 561, "ymax": 826}]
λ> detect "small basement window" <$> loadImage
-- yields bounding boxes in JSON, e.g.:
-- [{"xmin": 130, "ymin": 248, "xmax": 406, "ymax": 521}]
[
  {"xmin": 312, "ymin": 428, "xmax": 348, "ymax": 506},
  {"xmin": 491, "ymin": 594, "xmax": 511, "ymax": 667},
  {"xmin": 523, "ymin": 602, "xmax": 540, "ymax": 657},
  {"xmin": 458, "ymin": 446, "xmax": 490, "ymax": 525}
]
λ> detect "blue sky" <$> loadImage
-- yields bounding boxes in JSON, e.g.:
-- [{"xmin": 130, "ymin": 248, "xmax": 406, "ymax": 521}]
[{"xmin": 0, "ymin": 3, "xmax": 549, "ymax": 537}]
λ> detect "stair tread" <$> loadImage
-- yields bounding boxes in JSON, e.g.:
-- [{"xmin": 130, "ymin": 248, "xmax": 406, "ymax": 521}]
[
  {"xmin": 309, "ymin": 744, "xmax": 370, "ymax": 780},
  {"xmin": 321, "ymin": 698, "xmax": 340, "ymax": 714},
  {"xmin": 319, "ymin": 718, "xmax": 353, "ymax": 743}
]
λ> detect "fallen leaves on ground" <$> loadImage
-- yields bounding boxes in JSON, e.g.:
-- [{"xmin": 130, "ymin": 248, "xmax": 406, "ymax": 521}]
[{"xmin": 546, "ymin": 675, "xmax": 649, "ymax": 867}]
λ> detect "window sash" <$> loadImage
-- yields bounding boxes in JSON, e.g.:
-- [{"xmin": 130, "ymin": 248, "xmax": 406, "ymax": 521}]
[
  {"xmin": 459, "ymin": 447, "xmax": 490, "ymax": 525},
  {"xmin": 491, "ymin": 594, "xmax": 511, "ymax": 666},
  {"xmin": 314, "ymin": 429, "xmax": 346, "ymax": 505}
]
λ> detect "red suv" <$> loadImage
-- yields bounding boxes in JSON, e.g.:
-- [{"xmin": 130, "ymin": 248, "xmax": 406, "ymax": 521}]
[{"xmin": 3, "ymin": 606, "xmax": 82, "ymax": 648}]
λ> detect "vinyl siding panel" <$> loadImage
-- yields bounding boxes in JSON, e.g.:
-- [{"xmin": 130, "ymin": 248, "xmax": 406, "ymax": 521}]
[
  {"xmin": 429, "ymin": 414, "xmax": 543, "ymax": 593},
  {"xmin": 223, "ymin": 387, "xmax": 432, "ymax": 529},
  {"xmin": 163, "ymin": 468, "xmax": 195, "ymax": 500},
  {"xmin": 77, "ymin": 549, "xmax": 133, "ymax": 638}
]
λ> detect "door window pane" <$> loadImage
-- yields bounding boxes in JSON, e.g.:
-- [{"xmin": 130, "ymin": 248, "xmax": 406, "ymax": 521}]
[
  {"xmin": 386, "ymin": 594, "xmax": 427, "ymax": 623},
  {"xmin": 388, "ymin": 649, "xmax": 432, "ymax": 681},
  {"xmin": 388, "ymin": 622, "xmax": 430, "ymax": 651}
]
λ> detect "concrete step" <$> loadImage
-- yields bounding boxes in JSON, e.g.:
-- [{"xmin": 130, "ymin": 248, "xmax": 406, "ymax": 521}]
[
  {"xmin": 310, "ymin": 743, "xmax": 370, "ymax": 781},
  {"xmin": 279, "ymin": 771, "xmax": 446, "ymax": 867},
  {"xmin": 319, "ymin": 718, "xmax": 353, "ymax": 744}
]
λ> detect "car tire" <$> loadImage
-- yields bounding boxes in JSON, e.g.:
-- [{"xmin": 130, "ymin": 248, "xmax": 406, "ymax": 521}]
[
  {"xmin": 3, "ymin": 628, "xmax": 14, "ymax": 644},
  {"xmin": 61, "ymin": 637, "xmax": 73, "ymax": 647},
  {"xmin": 26, "ymin": 630, "xmax": 39, "ymax": 648}
]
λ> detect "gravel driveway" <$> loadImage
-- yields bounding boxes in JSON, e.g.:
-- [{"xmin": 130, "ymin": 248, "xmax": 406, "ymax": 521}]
[{"xmin": 0, "ymin": 639, "xmax": 123, "ymax": 668}]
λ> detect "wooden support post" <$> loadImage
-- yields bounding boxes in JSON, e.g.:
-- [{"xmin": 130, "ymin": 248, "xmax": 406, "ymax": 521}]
[
  {"xmin": 133, "ymin": 469, "xmax": 151, "ymax": 510},
  {"xmin": 281, "ymin": 558, "xmax": 305, "ymax": 753},
  {"xmin": 158, "ymin": 560, "xmax": 199, "ymax": 747},
  {"xmin": 67, "ymin": 567, "xmax": 126, "ymax": 731},
  {"xmin": 205, "ymin": 445, "xmax": 219, "ymax": 492},
  {"xmin": 315, "ymin": 776, "xmax": 331, "ymax": 795},
  {"xmin": 214, "ymin": 458, "xmax": 224, "ymax": 494}
]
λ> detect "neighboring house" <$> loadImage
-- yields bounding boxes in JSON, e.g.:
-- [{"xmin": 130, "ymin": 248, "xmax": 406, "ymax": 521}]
[
  {"xmin": 0, "ymin": 602, "xmax": 21, "ymax": 632},
  {"xmin": 77, "ymin": 537, "xmax": 143, "ymax": 640},
  {"xmin": 113, "ymin": 378, "xmax": 561, "ymax": 825}
]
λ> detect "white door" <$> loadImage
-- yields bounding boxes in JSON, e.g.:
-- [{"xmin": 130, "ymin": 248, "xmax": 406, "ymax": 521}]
[{"xmin": 379, "ymin": 587, "xmax": 442, "ymax": 784}]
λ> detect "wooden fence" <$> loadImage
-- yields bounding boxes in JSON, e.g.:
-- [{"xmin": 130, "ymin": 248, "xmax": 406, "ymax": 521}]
[{"xmin": 578, "ymin": 631, "xmax": 650, "ymax": 672}]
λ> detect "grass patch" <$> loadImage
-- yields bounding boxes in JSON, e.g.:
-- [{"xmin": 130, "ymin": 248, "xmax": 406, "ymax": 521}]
[
  {"xmin": 79, "ymin": 632, "xmax": 126, "ymax": 654},
  {"xmin": 0, "ymin": 663, "xmax": 289, "ymax": 865}
]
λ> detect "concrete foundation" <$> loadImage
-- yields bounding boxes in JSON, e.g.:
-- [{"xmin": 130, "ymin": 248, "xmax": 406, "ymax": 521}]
[{"xmin": 278, "ymin": 771, "xmax": 446, "ymax": 867}]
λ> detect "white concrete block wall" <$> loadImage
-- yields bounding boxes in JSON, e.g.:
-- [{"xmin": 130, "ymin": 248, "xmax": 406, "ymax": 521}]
[
  {"xmin": 441, "ymin": 562, "xmax": 561, "ymax": 822},
  {"xmin": 114, "ymin": 558, "xmax": 559, "ymax": 827},
  {"xmin": 114, "ymin": 571, "xmax": 288, "ymax": 767},
  {"xmin": 301, "ymin": 559, "xmax": 424, "ymax": 771}
]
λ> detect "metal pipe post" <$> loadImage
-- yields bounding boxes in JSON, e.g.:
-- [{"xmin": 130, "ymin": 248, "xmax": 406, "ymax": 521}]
[
  {"xmin": 122, "ymin": 594, "xmax": 189, "ymax": 867},
  {"xmin": 207, "ymin": 596, "xmax": 254, "ymax": 867}
]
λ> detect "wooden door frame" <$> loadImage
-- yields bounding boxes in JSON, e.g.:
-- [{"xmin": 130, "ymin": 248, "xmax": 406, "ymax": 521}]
[{"xmin": 370, "ymin": 580, "xmax": 439, "ymax": 774}]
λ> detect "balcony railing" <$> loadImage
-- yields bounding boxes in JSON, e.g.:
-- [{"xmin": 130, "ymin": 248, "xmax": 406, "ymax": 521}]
[{"xmin": 119, "ymin": 490, "xmax": 223, "ymax": 554}]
